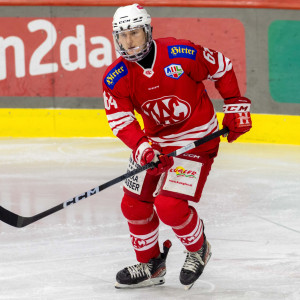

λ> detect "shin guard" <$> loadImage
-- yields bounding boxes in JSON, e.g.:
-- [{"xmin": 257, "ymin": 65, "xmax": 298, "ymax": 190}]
[
  {"xmin": 155, "ymin": 195, "xmax": 204, "ymax": 252},
  {"xmin": 121, "ymin": 194, "xmax": 160, "ymax": 263},
  {"xmin": 172, "ymin": 206, "xmax": 204, "ymax": 252}
]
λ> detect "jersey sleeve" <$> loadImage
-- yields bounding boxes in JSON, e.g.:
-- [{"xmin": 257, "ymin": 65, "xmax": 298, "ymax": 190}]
[
  {"xmin": 187, "ymin": 42, "xmax": 241, "ymax": 99},
  {"xmin": 102, "ymin": 67, "xmax": 145, "ymax": 150}
]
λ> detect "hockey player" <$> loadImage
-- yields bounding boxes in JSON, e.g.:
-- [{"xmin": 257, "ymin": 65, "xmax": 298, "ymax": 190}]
[{"xmin": 102, "ymin": 4, "xmax": 252, "ymax": 290}]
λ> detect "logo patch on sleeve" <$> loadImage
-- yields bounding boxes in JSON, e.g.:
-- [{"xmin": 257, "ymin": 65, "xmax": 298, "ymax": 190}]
[
  {"xmin": 164, "ymin": 64, "xmax": 184, "ymax": 79},
  {"xmin": 105, "ymin": 61, "xmax": 128, "ymax": 89},
  {"xmin": 168, "ymin": 45, "xmax": 197, "ymax": 60}
]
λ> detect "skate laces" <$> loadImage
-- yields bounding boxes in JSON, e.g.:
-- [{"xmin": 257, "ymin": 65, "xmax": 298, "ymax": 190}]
[
  {"xmin": 182, "ymin": 250, "xmax": 205, "ymax": 273},
  {"xmin": 127, "ymin": 263, "xmax": 151, "ymax": 279}
]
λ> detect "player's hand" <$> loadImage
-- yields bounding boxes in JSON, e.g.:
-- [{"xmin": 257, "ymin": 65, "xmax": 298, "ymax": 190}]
[
  {"xmin": 133, "ymin": 138, "xmax": 156, "ymax": 166},
  {"xmin": 147, "ymin": 154, "xmax": 174, "ymax": 176},
  {"xmin": 133, "ymin": 138, "xmax": 174, "ymax": 175},
  {"xmin": 222, "ymin": 97, "xmax": 252, "ymax": 143}
]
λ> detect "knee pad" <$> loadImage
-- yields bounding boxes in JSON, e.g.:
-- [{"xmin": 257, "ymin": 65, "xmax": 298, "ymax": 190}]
[
  {"xmin": 154, "ymin": 195, "xmax": 190, "ymax": 227},
  {"xmin": 121, "ymin": 193, "xmax": 154, "ymax": 223},
  {"xmin": 121, "ymin": 194, "xmax": 160, "ymax": 263}
]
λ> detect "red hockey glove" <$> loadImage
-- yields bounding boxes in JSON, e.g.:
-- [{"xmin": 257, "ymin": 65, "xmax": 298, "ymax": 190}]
[
  {"xmin": 222, "ymin": 97, "xmax": 252, "ymax": 143},
  {"xmin": 133, "ymin": 138, "xmax": 174, "ymax": 175},
  {"xmin": 133, "ymin": 138, "xmax": 156, "ymax": 166},
  {"xmin": 147, "ymin": 154, "xmax": 174, "ymax": 176}
]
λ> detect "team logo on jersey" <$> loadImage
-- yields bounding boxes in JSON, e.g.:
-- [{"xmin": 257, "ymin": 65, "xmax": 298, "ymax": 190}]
[
  {"xmin": 130, "ymin": 236, "xmax": 146, "ymax": 249},
  {"xmin": 141, "ymin": 95, "xmax": 191, "ymax": 126},
  {"xmin": 168, "ymin": 45, "xmax": 197, "ymax": 60},
  {"xmin": 104, "ymin": 61, "xmax": 128, "ymax": 89},
  {"xmin": 143, "ymin": 69, "xmax": 154, "ymax": 78},
  {"xmin": 164, "ymin": 64, "xmax": 184, "ymax": 79}
]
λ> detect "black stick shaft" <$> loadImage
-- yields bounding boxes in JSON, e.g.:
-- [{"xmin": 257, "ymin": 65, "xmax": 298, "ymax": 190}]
[{"xmin": 0, "ymin": 127, "xmax": 228, "ymax": 228}]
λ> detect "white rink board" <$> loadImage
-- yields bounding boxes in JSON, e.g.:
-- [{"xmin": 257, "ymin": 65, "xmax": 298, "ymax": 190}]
[{"xmin": 0, "ymin": 138, "xmax": 299, "ymax": 300}]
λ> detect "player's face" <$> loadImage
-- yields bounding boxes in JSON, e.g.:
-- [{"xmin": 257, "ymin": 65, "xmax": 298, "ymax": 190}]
[{"xmin": 118, "ymin": 27, "xmax": 146, "ymax": 55}]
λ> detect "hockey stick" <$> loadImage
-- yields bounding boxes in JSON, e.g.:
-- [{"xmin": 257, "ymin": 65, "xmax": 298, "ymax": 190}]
[{"xmin": 0, "ymin": 127, "xmax": 229, "ymax": 228}]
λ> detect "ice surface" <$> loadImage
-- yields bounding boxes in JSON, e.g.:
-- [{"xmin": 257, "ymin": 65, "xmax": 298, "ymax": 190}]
[{"xmin": 0, "ymin": 138, "xmax": 299, "ymax": 300}]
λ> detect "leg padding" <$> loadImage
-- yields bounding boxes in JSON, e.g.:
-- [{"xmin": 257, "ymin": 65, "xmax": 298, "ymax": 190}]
[
  {"xmin": 155, "ymin": 195, "xmax": 204, "ymax": 252},
  {"xmin": 121, "ymin": 194, "xmax": 160, "ymax": 263}
]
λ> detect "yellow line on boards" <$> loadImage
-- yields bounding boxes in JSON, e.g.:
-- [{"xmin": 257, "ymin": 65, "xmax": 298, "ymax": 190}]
[{"xmin": 0, "ymin": 109, "xmax": 299, "ymax": 145}]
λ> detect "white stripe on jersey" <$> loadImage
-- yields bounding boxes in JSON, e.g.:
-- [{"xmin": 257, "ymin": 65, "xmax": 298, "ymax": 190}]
[
  {"xmin": 107, "ymin": 111, "xmax": 136, "ymax": 135},
  {"xmin": 149, "ymin": 114, "xmax": 219, "ymax": 147},
  {"xmin": 208, "ymin": 52, "xmax": 232, "ymax": 81}
]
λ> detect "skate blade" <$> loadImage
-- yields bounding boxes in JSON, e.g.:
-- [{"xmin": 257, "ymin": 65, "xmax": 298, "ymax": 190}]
[
  {"xmin": 115, "ymin": 277, "xmax": 165, "ymax": 289},
  {"xmin": 184, "ymin": 283, "xmax": 194, "ymax": 290}
]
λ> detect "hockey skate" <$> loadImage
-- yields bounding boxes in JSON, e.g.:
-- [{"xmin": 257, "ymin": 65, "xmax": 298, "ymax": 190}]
[
  {"xmin": 115, "ymin": 240, "xmax": 172, "ymax": 289},
  {"xmin": 180, "ymin": 235, "xmax": 212, "ymax": 290}
]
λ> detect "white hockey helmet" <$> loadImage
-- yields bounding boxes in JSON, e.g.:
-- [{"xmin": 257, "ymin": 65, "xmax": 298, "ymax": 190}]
[{"xmin": 112, "ymin": 3, "xmax": 152, "ymax": 62}]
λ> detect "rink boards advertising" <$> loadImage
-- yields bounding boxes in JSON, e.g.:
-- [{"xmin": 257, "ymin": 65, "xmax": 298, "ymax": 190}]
[{"xmin": 0, "ymin": 2, "xmax": 299, "ymax": 144}]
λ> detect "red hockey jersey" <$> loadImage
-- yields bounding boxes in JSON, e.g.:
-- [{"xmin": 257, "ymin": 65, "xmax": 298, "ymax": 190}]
[{"xmin": 102, "ymin": 37, "xmax": 241, "ymax": 153}]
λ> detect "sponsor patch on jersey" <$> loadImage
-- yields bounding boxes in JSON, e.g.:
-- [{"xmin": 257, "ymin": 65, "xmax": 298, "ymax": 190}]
[
  {"xmin": 163, "ymin": 158, "xmax": 202, "ymax": 197},
  {"xmin": 164, "ymin": 64, "xmax": 184, "ymax": 79},
  {"xmin": 123, "ymin": 154, "xmax": 146, "ymax": 196},
  {"xmin": 168, "ymin": 45, "xmax": 197, "ymax": 60},
  {"xmin": 170, "ymin": 166, "xmax": 197, "ymax": 179},
  {"xmin": 104, "ymin": 61, "xmax": 128, "ymax": 89}
]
